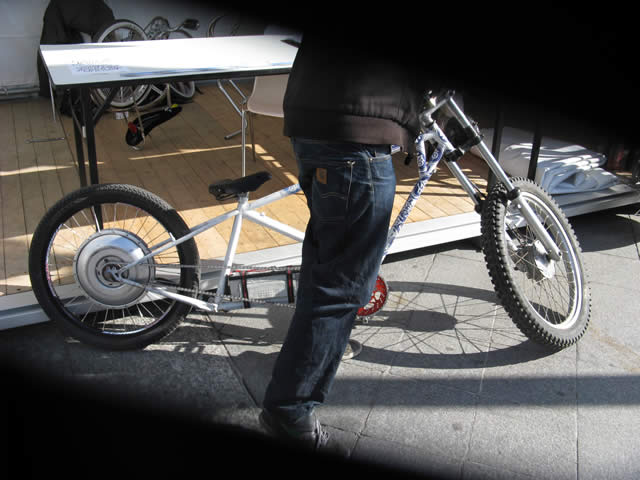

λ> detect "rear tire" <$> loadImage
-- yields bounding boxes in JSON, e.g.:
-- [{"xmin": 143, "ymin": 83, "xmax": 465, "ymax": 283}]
[{"xmin": 29, "ymin": 184, "xmax": 199, "ymax": 350}]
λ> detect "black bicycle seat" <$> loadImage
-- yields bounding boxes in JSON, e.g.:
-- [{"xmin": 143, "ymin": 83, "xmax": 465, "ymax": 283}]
[{"xmin": 209, "ymin": 171, "xmax": 272, "ymax": 200}]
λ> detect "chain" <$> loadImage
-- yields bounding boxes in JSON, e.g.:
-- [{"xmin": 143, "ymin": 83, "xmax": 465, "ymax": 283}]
[
  {"xmin": 131, "ymin": 261, "xmax": 301, "ymax": 310},
  {"xmin": 145, "ymin": 262, "xmax": 299, "ymax": 272},
  {"xmin": 116, "ymin": 261, "xmax": 381, "ymax": 319}
]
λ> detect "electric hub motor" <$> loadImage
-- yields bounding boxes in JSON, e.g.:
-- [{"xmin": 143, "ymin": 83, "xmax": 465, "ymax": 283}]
[{"xmin": 73, "ymin": 229, "xmax": 155, "ymax": 307}]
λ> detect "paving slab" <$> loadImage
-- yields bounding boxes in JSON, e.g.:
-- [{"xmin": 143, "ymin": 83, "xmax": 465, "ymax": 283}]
[
  {"xmin": 360, "ymin": 373, "xmax": 478, "ymax": 461},
  {"xmin": 3, "ymin": 206, "xmax": 640, "ymax": 479},
  {"xmin": 467, "ymin": 400, "xmax": 578, "ymax": 480},
  {"xmin": 383, "ymin": 253, "xmax": 500, "ymax": 395},
  {"xmin": 353, "ymin": 434, "xmax": 464, "ymax": 479}
]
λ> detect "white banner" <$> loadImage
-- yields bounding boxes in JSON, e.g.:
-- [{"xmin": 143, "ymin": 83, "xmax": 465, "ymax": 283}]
[{"xmin": 0, "ymin": 0, "xmax": 49, "ymax": 88}]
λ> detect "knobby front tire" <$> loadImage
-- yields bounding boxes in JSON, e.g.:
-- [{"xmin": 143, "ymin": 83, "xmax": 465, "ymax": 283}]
[{"xmin": 481, "ymin": 178, "xmax": 591, "ymax": 348}]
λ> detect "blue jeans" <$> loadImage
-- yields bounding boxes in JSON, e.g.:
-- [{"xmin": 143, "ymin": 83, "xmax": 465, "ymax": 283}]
[{"xmin": 262, "ymin": 137, "xmax": 396, "ymax": 423}]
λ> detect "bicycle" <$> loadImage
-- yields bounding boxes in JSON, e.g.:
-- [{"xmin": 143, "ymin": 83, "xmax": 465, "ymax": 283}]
[
  {"xmin": 28, "ymin": 90, "xmax": 591, "ymax": 351},
  {"xmin": 90, "ymin": 16, "xmax": 200, "ymax": 111}
]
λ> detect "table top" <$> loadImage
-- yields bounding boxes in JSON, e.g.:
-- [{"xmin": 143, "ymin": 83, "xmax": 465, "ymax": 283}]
[{"xmin": 39, "ymin": 35, "xmax": 298, "ymax": 89}]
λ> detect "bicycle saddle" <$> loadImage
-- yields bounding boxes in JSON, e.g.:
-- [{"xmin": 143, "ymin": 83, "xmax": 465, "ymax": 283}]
[{"xmin": 209, "ymin": 171, "xmax": 272, "ymax": 200}]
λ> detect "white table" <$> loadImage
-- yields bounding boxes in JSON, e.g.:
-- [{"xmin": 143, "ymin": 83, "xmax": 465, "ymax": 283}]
[{"xmin": 39, "ymin": 35, "xmax": 298, "ymax": 185}]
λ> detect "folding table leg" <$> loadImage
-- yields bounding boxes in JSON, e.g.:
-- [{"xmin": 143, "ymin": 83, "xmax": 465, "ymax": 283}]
[
  {"xmin": 80, "ymin": 88, "xmax": 100, "ymax": 185},
  {"xmin": 69, "ymin": 90, "xmax": 88, "ymax": 187}
]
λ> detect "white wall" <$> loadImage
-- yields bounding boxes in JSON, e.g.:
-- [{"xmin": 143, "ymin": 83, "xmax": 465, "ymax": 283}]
[
  {"xmin": 0, "ymin": 0, "xmax": 265, "ymax": 91},
  {"xmin": 0, "ymin": 0, "xmax": 50, "ymax": 89}
]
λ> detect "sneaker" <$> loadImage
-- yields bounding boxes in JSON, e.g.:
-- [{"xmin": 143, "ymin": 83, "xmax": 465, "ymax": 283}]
[
  {"xmin": 342, "ymin": 339, "xmax": 362, "ymax": 360},
  {"xmin": 259, "ymin": 409, "xmax": 349, "ymax": 458}
]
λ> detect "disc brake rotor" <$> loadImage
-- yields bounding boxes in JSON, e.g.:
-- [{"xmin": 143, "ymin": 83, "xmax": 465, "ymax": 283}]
[
  {"xmin": 505, "ymin": 206, "xmax": 556, "ymax": 282},
  {"xmin": 73, "ymin": 229, "xmax": 155, "ymax": 307},
  {"xmin": 513, "ymin": 239, "xmax": 556, "ymax": 281}
]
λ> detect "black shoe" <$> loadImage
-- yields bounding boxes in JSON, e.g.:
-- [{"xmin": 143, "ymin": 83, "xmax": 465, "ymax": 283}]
[{"xmin": 259, "ymin": 409, "xmax": 349, "ymax": 458}]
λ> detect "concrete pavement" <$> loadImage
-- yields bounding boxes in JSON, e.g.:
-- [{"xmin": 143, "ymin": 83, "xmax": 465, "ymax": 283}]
[{"xmin": 3, "ymin": 205, "xmax": 639, "ymax": 479}]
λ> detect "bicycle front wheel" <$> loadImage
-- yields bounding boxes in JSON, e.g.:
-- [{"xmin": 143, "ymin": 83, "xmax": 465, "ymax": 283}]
[
  {"xmin": 481, "ymin": 178, "xmax": 590, "ymax": 348},
  {"xmin": 29, "ymin": 184, "xmax": 199, "ymax": 350}
]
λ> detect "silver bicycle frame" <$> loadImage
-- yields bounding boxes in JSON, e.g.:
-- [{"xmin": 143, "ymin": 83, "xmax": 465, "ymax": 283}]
[
  {"xmin": 117, "ymin": 183, "xmax": 304, "ymax": 312},
  {"xmin": 415, "ymin": 92, "xmax": 562, "ymax": 261},
  {"xmin": 116, "ymin": 91, "xmax": 562, "ymax": 312}
]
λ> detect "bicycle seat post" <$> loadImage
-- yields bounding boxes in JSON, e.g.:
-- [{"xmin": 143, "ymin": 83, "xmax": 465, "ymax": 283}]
[{"xmin": 213, "ymin": 192, "xmax": 248, "ymax": 307}]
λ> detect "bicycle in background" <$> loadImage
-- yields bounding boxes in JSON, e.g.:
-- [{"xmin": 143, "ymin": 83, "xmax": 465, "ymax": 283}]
[{"xmin": 90, "ymin": 16, "xmax": 200, "ymax": 111}]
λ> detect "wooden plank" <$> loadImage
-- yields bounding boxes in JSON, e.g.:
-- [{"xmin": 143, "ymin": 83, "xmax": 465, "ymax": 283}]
[
  {"xmin": 1, "ymin": 102, "xmax": 30, "ymax": 294},
  {"xmin": 138, "ymin": 127, "xmax": 246, "ymax": 256},
  {"xmin": 23, "ymin": 100, "xmax": 68, "ymax": 289},
  {"xmin": 92, "ymin": 112, "xmax": 224, "ymax": 261},
  {"xmin": 148, "ymin": 111, "xmax": 241, "ymax": 259},
  {"xmin": 0, "ymin": 174, "xmax": 4, "ymax": 295},
  {"xmin": 0, "ymin": 87, "xmax": 490, "ymax": 298},
  {"xmin": 192, "ymin": 86, "xmax": 314, "ymax": 241},
  {"xmin": 171, "ymin": 94, "xmax": 300, "ymax": 254},
  {"xmin": 0, "ymin": 102, "xmax": 14, "ymax": 296},
  {"xmin": 194, "ymin": 82, "xmax": 486, "ymax": 225},
  {"xmin": 53, "ymin": 113, "xmax": 83, "ymax": 196},
  {"xmin": 14, "ymin": 102, "xmax": 47, "ymax": 241},
  {"xmin": 89, "ymin": 105, "xmax": 240, "ymax": 260},
  {"xmin": 28, "ymin": 99, "xmax": 66, "ymax": 210},
  {"xmin": 143, "ymin": 103, "xmax": 257, "ymax": 256}
]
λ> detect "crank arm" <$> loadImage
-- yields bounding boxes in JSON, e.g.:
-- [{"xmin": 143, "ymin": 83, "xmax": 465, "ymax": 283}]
[{"xmin": 118, "ymin": 277, "xmax": 219, "ymax": 312}]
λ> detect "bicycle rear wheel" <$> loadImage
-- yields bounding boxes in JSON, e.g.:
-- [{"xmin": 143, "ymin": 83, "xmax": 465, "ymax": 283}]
[
  {"xmin": 91, "ymin": 19, "xmax": 152, "ymax": 110},
  {"xmin": 29, "ymin": 184, "xmax": 199, "ymax": 350},
  {"xmin": 481, "ymin": 178, "xmax": 590, "ymax": 348}
]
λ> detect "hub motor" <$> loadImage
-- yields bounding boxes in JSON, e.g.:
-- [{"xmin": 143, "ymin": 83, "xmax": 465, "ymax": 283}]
[{"xmin": 73, "ymin": 229, "xmax": 155, "ymax": 307}]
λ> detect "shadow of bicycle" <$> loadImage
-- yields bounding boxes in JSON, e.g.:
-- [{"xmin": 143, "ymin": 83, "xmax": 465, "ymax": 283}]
[{"xmin": 188, "ymin": 278, "xmax": 557, "ymax": 372}]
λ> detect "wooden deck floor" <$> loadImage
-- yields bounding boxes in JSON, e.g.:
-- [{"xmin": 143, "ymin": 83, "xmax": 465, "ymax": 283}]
[{"xmin": 0, "ymin": 83, "xmax": 488, "ymax": 296}]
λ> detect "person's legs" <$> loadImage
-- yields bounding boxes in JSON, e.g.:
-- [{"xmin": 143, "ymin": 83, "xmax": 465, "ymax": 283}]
[{"xmin": 262, "ymin": 138, "xmax": 396, "ymax": 427}]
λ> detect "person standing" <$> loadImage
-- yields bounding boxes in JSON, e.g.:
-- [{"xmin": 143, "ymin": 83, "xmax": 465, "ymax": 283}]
[{"xmin": 259, "ymin": 31, "xmax": 425, "ymax": 455}]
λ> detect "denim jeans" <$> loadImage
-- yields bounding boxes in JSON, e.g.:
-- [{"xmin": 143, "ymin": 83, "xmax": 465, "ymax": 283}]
[{"xmin": 262, "ymin": 137, "xmax": 397, "ymax": 424}]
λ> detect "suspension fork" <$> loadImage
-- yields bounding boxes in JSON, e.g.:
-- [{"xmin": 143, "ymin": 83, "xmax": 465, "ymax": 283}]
[{"xmin": 443, "ymin": 95, "xmax": 562, "ymax": 261}]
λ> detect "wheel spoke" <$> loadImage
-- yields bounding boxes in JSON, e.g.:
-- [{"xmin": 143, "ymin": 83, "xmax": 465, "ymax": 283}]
[
  {"xmin": 483, "ymin": 179, "xmax": 589, "ymax": 347},
  {"xmin": 31, "ymin": 184, "xmax": 198, "ymax": 350},
  {"xmin": 43, "ymin": 199, "xmax": 190, "ymax": 336},
  {"xmin": 505, "ymin": 192, "xmax": 581, "ymax": 328}
]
